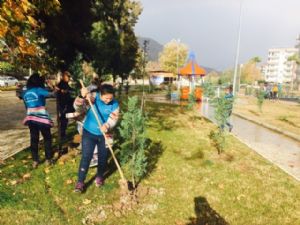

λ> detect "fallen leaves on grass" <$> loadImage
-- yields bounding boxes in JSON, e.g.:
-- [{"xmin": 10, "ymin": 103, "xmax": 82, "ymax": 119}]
[
  {"xmin": 65, "ymin": 179, "xmax": 73, "ymax": 185},
  {"xmin": 10, "ymin": 180, "xmax": 18, "ymax": 185},
  {"xmin": 22, "ymin": 173, "xmax": 31, "ymax": 180},
  {"xmin": 83, "ymin": 199, "xmax": 92, "ymax": 205}
]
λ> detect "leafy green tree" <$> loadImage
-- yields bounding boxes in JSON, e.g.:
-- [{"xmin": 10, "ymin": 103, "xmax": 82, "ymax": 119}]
[
  {"xmin": 288, "ymin": 54, "xmax": 300, "ymax": 90},
  {"xmin": 0, "ymin": 61, "xmax": 14, "ymax": 74},
  {"xmin": 288, "ymin": 54, "xmax": 300, "ymax": 64},
  {"xmin": 90, "ymin": 0, "xmax": 142, "ymax": 81},
  {"xmin": 219, "ymin": 69, "xmax": 233, "ymax": 85},
  {"xmin": 206, "ymin": 71, "xmax": 220, "ymax": 85},
  {"xmin": 37, "ymin": 0, "xmax": 96, "ymax": 71},
  {"xmin": 159, "ymin": 40, "xmax": 188, "ymax": 74},
  {"xmin": 131, "ymin": 48, "xmax": 144, "ymax": 82},
  {"xmin": 240, "ymin": 58, "xmax": 262, "ymax": 84},
  {"xmin": 251, "ymin": 56, "xmax": 261, "ymax": 64},
  {"xmin": 118, "ymin": 96, "xmax": 148, "ymax": 188},
  {"xmin": 90, "ymin": 21, "xmax": 120, "ymax": 76}
]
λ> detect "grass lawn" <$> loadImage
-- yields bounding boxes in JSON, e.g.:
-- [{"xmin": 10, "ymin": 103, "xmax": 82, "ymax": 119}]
[
  {"xmin": 234, "ymin": 95, "xmax": 300, "ymax": 137},
  {"xmin": 0, "ymin": 101, "xmax": 299, "ymax": 225}
]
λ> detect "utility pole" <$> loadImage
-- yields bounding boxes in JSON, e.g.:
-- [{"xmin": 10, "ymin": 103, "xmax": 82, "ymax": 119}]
[
  {"xmin": 141, "ymin": 40, "xmax": 149, "ymax": 110},
  {"xmin": 176, "ymin": 39, "xmax": 181, "ymax": 91},
  {"xmin": 233, "ymin": 0, "xmax": 244, "ymax": 96}
]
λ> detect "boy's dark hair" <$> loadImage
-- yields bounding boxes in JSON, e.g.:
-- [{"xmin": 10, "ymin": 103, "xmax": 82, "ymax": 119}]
[
  {"xmin": 227, "ymin": 84, "xmax": 233, "ymax": 92},
  {"xmin": 27, "ymin": 73, "xmax": 45, "ymax": 89},
  {"xmin": 100, "ymin": 84, "xmax": 115, "ymax": 95}
]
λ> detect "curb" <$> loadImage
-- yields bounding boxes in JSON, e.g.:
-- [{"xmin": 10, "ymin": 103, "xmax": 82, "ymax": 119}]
[{"xmin": 232, "ymin": 112, "xmax": 300, "ymax": 143}]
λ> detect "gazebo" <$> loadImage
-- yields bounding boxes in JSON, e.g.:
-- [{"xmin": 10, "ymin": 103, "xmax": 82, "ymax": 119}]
[{"xmin": 178, "ymin": 52, "xmax": 206, "ymax": 100}]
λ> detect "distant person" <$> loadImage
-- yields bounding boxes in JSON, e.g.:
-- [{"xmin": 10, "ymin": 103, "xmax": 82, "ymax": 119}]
[
  {"xmin": 266, "ymin": 83, "xmax": 272, "ymax": 100},
  {"xmin": 223, "ymin": 85, "xmax": 234, "ymax": 132},
  {"xmin": 278, "ymin": 83, "xmax": 282, "ymax": 98},
  {"xmin": 56, "ymin": 71, "xmax": 75, "ymax": 139},
  {"xmin": 272, "ymin": 84, "xmax": 279, "ymax": 101},
  {"xmin": 22, "ymin": 73, "xmax": 56, "ymax": 168}
]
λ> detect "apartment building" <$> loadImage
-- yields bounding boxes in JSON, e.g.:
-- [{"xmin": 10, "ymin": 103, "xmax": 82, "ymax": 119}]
[{"xmin": 264, "ymin": 48, "xmax": 298, "ymax": 83}]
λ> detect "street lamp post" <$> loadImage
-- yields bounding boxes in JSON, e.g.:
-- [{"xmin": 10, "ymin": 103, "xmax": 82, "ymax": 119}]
[
  {"xmin": 176, "ymin": 39, "xmax": 181, "ymax": 91},
  {"xmin": 141, "ymin": 40, "xmax": 149, "ymax": 110},
  {"xmin": 238, "ymin": 64, "xmax": 243, "ymax": 92},
  {"xmin": 233, "ymin": 0, "xmax": 244, "ymax": 96}
]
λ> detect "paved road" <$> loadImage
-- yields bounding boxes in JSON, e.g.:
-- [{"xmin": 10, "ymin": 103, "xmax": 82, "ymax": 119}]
[{"xmin": 0, "ymin": 91, "xmax": 57, "ymax": 160}]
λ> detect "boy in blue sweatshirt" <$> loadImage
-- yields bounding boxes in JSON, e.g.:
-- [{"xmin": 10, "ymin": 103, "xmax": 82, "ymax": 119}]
[{"xmin": 73, "ymin": 84, "xmax": 119, "ymax": 193}]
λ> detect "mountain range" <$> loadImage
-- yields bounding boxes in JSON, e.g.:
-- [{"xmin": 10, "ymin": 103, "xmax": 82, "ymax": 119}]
[{"xmin": 137, "ymin": 36, "xmax": 216, "ymax": 73}]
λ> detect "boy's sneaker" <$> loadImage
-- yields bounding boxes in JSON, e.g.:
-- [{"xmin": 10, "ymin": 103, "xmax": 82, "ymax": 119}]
[
  {"xmin": 32, "ymin": 161, "xmax": 39, "ymax": 169},
  {"xmin": 74, "ymin": 182, "xmax": 84, "ymax": 193},
  {"xmin": 95, "ymin": 177, "xmax": 104, "ymax": 187}
]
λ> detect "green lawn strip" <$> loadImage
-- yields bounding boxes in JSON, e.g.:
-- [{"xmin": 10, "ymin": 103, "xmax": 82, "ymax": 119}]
[
  {"xmin": 0, "ymin": 101, "xmax": 300, "ymax": 224},
  {"xmin": 0, "ymin": 163, "xmax": 68, "ymax": 224},
  {"xmin": 108, "ymin": 102, "xmax": 300, "ymax": 225}
]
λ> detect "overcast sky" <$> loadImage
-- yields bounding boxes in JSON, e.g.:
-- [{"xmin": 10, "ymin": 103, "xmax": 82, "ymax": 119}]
[{"xmin": 135, "ymin": 0, "xmax": 300, "ymax": 70}]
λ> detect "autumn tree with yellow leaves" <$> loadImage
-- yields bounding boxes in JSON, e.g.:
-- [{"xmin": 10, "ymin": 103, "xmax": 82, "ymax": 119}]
[{"xmin": 0, "ymin": 0, "xmax": 60, "ymax": 70}]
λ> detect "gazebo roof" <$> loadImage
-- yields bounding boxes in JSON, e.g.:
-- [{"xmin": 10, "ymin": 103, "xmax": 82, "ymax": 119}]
[{"xmin": 179, "ymin": 52, "xmax": 206, "ymax": 76}]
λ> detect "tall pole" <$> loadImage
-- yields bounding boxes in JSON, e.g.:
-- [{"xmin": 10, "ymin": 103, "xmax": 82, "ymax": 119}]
[
  {"xmin": 238, "ymin": 64, "xmax": 243, "ymax": 92},
  {"xmin": 142, "ymin": 40, "xmax": 149, "ymax": 92},
  {"xmin": 233, "ymin": 0, "xmax": 244, "ymax": 96},
  {"xmin": 176, "ymin": 39, "xmax": 180, "ymax": 91},
  {"xmin": 141, "ymin": 40, "xmax": 149, "ymax": 110}
]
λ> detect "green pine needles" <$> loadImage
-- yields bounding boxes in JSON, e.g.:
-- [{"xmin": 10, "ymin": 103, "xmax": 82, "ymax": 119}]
[
  {"xmin": 210, "ymin": 94, "xmax": 234, "ymax": 154},
  {"xmin": 256, "ymin": 89, "xmax": 265, "ymax": 112},
  {"xmin": 211, "ymin": 95, "xmax": 233, "ymax": 129},
  {"xmin": 118, "ymin": 96, "xmax": 148, "ymax": 188}
]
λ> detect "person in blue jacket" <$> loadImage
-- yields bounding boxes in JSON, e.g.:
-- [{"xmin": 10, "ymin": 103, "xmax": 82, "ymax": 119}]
[
  {"xmin": 22, "ymin": 73, "xmax": 56, "ymax": 168},
  {"xmin": 223, "ymin": 85, "xmax": 234, "ymax": 132},
  {"xmin": 74, "ymin": 84, "xmax": 119, "ymax": 193}
]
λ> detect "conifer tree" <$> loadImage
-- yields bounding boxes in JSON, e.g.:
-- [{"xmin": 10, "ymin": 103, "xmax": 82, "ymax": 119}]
[{"xmin": 118, "ymin": 96, "xmax": 147, "ymax": 188}]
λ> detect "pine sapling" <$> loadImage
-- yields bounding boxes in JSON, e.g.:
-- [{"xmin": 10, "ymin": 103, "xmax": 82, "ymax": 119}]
[
  {"xmin": 256, "ymin": 89, "xmax": 265, "ymax": 113},
  {"xmin": 118, "ymin": 96, "xmax": 148, "ymax": 189},
  {"xmin": 187, "ymin": 91, "xmax": 198, "ymax": 126},
  {"xmin": 210, "ymin": 94, "xmax": 233, "ymax": 154}
]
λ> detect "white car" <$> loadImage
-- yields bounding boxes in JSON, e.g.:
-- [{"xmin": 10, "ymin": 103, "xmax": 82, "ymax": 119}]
[{"xmin": 0, "ymin": 76, "xmax": 19, "ymax": 87}]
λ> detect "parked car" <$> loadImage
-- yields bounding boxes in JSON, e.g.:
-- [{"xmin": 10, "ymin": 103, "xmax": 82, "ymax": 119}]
[{"xmin": 0, "ymin": 76, "xmax": 19, "ymax": 87}]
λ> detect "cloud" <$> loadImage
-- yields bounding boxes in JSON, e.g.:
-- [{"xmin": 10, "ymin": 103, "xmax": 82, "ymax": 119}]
[{"xmin": 136, "ymin": 0, "xmax": 300, "ymax": 70}]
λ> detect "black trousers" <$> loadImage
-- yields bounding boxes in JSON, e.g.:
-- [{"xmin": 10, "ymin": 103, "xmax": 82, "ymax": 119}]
[
  {"xmin": 28, "ymin": 123, "xmax": 53, "ymax": 162},
  {"xmin": 59, "ymin": 110, "xmax": 68, "ymax": 138}
]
